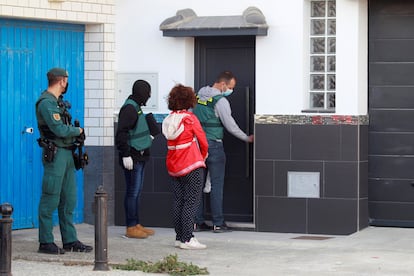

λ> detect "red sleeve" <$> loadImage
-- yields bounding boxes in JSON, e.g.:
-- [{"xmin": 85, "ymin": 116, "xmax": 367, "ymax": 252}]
[{"xmin": 191, "ymin": 114, "xmax": 208, "ymax": 158}]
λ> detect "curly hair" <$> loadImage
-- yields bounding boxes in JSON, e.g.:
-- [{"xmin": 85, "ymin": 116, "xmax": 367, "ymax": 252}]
[{"xmin": 167, "ymin": 84, "xmax": 197, "ymax": 111}]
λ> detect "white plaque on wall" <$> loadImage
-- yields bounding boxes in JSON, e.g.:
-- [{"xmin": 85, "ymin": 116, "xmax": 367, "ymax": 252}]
[
  {"xmin": 288, "ymin": 171, "xmax": 320, "ymax": 198},
  {"xmin": 115, "ymin": 72, "xmax": 158, "ymax": 113}
]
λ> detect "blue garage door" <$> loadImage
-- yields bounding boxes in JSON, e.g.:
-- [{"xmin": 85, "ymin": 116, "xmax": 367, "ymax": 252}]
[{"xmin": 0, "ymin": 19, "xmax": 85, "ymax": 229}]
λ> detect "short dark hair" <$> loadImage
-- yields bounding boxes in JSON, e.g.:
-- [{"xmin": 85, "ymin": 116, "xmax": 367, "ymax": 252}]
[
  {"xmin": 215, "ymin": 71, "xmax": 236, "ymax": 85},
  {"xmin": 167, "ymin": 84, "xmax": 197, "ymax": 111},
  {"xmin": 47, "ymin": 74, "xmax": 65, "ymax": 87}
]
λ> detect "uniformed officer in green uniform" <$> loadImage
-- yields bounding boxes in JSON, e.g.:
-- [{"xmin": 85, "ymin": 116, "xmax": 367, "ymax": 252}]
[{"xmin": 35, "ymin": 67, "xmax": 92, "ymax": 254}]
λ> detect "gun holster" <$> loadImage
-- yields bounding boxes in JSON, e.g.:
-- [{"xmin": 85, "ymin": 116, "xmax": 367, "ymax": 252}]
[
  {"xmin": 73, "ymin": 151, "xmax": 89, "ymax": 170},
  {"xmin": 37, "ymin": 138, "xmax": 57, "ymax": 162}
]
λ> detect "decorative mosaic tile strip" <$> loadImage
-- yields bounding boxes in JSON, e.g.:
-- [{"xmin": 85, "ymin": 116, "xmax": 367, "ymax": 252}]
[
  {"xmin": 255, "ymin": 114, "xmax": 369, "ymax": 125},
  {"xmin": 153, "ymin": 113, "xmax": 369, "ymax": 125}
]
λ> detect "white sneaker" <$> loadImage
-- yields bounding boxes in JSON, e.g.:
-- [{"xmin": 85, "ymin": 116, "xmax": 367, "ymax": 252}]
[
  {"xmin": 179, "ymin": 237, "xmax": 207, "ymax": 250},
  {"xmin": 174, "ymin": 240, "xmax": 181, "ymax": 248}
]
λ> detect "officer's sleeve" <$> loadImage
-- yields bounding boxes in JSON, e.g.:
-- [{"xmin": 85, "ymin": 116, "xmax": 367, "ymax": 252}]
[{"xmin": 215, "ymin": 98, "xmax": 250, "ymax": 142}]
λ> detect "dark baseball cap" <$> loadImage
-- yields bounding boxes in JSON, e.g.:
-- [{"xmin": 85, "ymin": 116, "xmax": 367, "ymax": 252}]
[{"xmin": 48, "ymin": 67, "xmax": 69, "ymax": 77}]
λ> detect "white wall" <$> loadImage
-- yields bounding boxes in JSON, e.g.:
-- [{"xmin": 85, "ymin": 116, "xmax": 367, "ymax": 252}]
[
  {"xmin": 115, "ymin": 0, "xmax": 368, "ymax": 116},
  {"xmin": 336, "ymin": 0, "xmax": 368, "ymax": 115}
]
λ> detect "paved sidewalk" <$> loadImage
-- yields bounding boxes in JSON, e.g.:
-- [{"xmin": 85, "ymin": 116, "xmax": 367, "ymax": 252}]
[{"xmin": 9, "ymin": 224, "xmax": 414, "ymax": 275}]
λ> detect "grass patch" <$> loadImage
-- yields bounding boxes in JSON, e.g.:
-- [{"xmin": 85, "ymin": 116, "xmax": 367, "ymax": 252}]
[{"xmin": 112, "ymin": 254, "xmax": 209, "ymax": 275}]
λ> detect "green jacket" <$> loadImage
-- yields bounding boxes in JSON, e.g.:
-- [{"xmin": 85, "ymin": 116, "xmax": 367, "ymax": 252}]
[
  {"xmin": 35, "ymin": 91, "xmax": 80, "ymax": 147},
  {"xmin": 123, "ymin": 99, "xmax": 152, "ymax": 151},
  {"xmin": 193, "ymin": 95, "xmax": 224, "ymax": 140}
]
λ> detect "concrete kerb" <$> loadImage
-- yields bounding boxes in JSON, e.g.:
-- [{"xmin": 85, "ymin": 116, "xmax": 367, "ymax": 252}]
[{"xmin": 10, "ymin": 224, "xmax": 414, "ymax": 275}]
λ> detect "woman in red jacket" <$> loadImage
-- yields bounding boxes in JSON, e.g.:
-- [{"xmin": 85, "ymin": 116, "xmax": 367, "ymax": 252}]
[{"xmin": 162, "ymin": 84, "xmax": 208, "ymax": 249}]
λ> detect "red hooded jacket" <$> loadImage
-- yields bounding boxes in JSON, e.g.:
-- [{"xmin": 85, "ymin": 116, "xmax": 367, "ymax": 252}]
[{"xmin": 162, "ymin": 110, "xmax": 208, "ymax": 177}]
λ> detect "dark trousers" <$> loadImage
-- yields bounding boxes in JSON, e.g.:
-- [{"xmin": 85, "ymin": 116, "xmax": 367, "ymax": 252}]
[
  {"xmin": 38, "ymin": 148, "xmax": 77, "ymax": 244},
  {"xmin": 172, "ymin": 168, "xmax": 204, "ymax": 242}
]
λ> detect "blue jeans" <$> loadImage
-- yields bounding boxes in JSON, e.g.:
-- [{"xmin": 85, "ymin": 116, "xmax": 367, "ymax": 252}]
[
  {"xmin": 196, "ymin": 140, "xmax": 226, "ymax": 226},
  {"xmin": 123, "ymin": 161, "xmax": 146, "ymax": 227}
]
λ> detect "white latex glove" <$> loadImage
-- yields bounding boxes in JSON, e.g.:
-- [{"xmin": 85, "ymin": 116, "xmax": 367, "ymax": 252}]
[{"xmin": 122, "ymin": 156, "xmax": 133, "ymax": 170}]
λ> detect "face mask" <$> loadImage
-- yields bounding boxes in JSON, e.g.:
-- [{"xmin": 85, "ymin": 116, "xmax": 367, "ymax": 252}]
[
  {"xmin": 222, "ymin": 89, "xmax": 233, "ymax": 97},
  {"xmin": 62, "ymin": 82, "xmax": 69, "ymax": 94}
]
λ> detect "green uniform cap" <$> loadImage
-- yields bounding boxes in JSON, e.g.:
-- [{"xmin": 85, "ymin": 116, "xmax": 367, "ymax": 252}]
[{"xmin": 48, "ymin": 67, "xmax": 69, "ymax": 77}]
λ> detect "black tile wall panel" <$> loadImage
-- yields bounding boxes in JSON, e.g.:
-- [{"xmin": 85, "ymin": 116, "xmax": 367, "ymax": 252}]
[
  {"xmin": 84, "ymin": 146, "xmax": 104, "ymax": 188},
  {"xmin": 341, "ymin": 125, "xmax": 358, "ymax": 161},
  {"xmin": 359, "ymin": 125, "xmax": 369, "ymax": 161},
  {"xmin": 142, "ymin": 159, "xmax": 155, "ymax": 193},
  {"xmin": 370, "ymin": 63, "xmax": 414, "ymax": 86},
  {"xmin": 369, "ymin": 201, "xmax": 414, "ymax": 222},
  {"xmin": 369, "ymin": 155, "xmax": 414, "ymax": 179},
  {"xmin": 369, "ymin": 87, "xmax": 414, "ymax": 108},
  {"xmin": 84, "ymin": 146, "xmax": 115, "ymax": 225},
  {"xmin": 369, "ymin": 132, "xmax": 414, "ymax": 155},
  {"xmin": 255, "ymin": 160, "xmax": 274, "ymax": 196},
  {"xmin": 359, "ymin": 198, "xmax": 369, "ymax": 230},
  {"xmin": 368, "ymin": 179, "xmax": 414, "ymax": 202},
  {"xmin": 146, "ymin": 123, "xmax": 166, "ymax": 156},
  {"xmin": 359, "ymin": 161, "xmax": 369, "ymax": 198},
  {"xmin": 115, "ymin": 191, "xmax": 174, "ymax": 227},
  {"xmin": 255, "ymin": 124, "xmax": 290, "ymax": 159},
  {"xmin": 114, "ymin": 190, "xmax": 125, "ymax": 226},
  {"xmin": 152, "ymin": 157, "xmax": 171, "ymax": 193},
  {"xmin": 274, "ymin": 161, "xmax": 324, "ymax": 197},
  {"xmin": 324, "ymin": 162, "xmax": 358, "ymax": 198},
  {"xmin": 256, "ymin": 197, "xmax": 306, "ymax": 233},
  {"xmin": 369, "ymin": 110, "xmax": 414, "ymax": 132},
  {"xmin": 308, "ymin": 199, "xmax": 357, "ymax": 235},
  {"xmin": 139, "ymin": 193, "xmax": 174, "ymax": 228},
  {"xmin": 291, "ymin": 125, "xmax": 340, "ymax": 160}
]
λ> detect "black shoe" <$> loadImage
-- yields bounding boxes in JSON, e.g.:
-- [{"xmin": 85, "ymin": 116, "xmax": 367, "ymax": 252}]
[
  {"xmin": 213, "ymin": 223, "xmax": 232, "ymax": 233},
  {"xmin": 63, "ymin": 240, "xmax": 93, "ymax": 252},
  {"xmin": 38, "ymin": 243, "xmax": 65, "ymax": 255},
  {"xmin": 194, "ymin": 222, "xmax": 211, "ymax": 232}
]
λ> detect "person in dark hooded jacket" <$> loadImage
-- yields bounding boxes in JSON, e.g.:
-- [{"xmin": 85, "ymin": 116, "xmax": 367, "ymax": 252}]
[{"xmin": 115, "ymin": 79, "xmax": 160, "ymax": 239}]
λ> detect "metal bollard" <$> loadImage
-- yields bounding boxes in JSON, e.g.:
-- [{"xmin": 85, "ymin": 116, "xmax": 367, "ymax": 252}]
[
  {"xmin": 93, "ymin": 185, "xmax": 109, "ymax": 271},
  {"xmin": 0, "ymin": 203, "xmax": 13, "ymax": 276}
]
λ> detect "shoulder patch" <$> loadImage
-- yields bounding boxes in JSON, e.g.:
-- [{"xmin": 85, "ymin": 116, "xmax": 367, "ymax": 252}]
[{"xmin": 53, "ymin": 113, "xmax": 61, "ymax": 121}]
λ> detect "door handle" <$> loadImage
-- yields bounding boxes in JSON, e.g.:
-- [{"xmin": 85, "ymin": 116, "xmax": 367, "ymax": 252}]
[{"xmin": 22, "ymin": 127, "xmax": 34, "ymax": 134}]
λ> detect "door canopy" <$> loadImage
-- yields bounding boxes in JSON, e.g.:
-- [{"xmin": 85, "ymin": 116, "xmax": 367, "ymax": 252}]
[{"xmin": 160, "ymin": 7, "xmax": 268, "ymax": 37}]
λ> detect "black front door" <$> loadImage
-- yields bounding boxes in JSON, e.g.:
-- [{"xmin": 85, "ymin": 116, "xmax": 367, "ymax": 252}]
[{"xmin": 194, "ymin": 36, "xmax": 255, "ymax": 223}]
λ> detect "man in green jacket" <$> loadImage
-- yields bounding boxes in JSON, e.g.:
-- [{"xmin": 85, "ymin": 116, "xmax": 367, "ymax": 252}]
[{"xmin": 35, "ymin": 67, "xmax": 92, "ymax": 254}]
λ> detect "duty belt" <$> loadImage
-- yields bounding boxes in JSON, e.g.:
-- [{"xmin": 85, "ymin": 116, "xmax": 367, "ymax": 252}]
[{"xmin": 61, "ymin": 145, "xmax": 77, "ymax": 151}]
